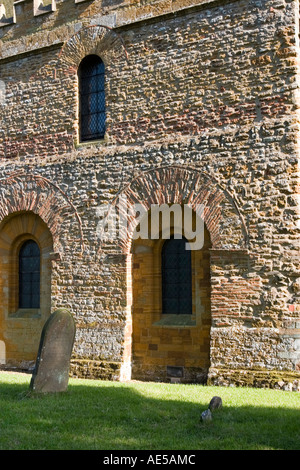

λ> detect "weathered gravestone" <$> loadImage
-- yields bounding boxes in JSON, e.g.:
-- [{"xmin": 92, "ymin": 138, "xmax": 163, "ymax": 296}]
[
  {"xmin": 209, "ymin": 396, "xmax": 223, "ymax": 411},
  {"xmin": 29, "ymin": 308, "xmax": 76, "ymax": 393}
]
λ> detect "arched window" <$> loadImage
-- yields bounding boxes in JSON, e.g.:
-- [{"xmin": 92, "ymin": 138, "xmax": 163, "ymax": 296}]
[
  {"xmin": 161, "ymin": 236, "xmax": 192, "ymax": 315},
  {"xmin": 78, "ymin": 55, "xmax": 106, "ymax": 142},
  {"xmin": 19, "ymin": 240, "xmax": 40, "ymax": 309}
]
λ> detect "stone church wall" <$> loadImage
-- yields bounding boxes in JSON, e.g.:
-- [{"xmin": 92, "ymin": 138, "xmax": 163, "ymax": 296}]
[{"xmin": 0, "ymin": 0, "xmax": 299, "ymax": 388}]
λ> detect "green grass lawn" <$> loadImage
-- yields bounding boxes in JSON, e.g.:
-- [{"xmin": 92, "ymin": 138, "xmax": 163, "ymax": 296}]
[{"xmin": 0, "ymin": 371, "xmax": 299, "ymax": 450}]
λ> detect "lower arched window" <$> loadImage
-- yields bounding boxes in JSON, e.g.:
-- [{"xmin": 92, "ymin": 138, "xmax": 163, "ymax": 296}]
[
  {"xmin": 161, "ymin": 236, "xmax": 192, "ymax": 315},
  {"xmin": 19, "ymin": 240, "xmax": 40, "ymax": 309}
]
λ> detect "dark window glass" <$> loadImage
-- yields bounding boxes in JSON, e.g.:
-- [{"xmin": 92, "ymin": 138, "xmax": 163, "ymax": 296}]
[
  {"xmin": 78, "ymin": 55, "xmax": 106, "ymax": 142},
  {"xmin": 161, "ymin": 237, "xmax": 192, "ymax": 315},
  {"xmin": 19, "ymin": 240, "xmax": 40, "ymax": 309}
]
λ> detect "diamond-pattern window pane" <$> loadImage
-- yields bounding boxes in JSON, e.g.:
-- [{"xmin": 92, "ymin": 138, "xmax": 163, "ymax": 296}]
[
  {"xmin": 19, "ymin": 240, "xmax": 40, "ymax": 309},
  {"xmin": 162, "ymin": 237, "xmax": 192, "ymax": 315},
  {"xmin": 79, "ymin": 55, "xmax": 106, "ymax": 142}
]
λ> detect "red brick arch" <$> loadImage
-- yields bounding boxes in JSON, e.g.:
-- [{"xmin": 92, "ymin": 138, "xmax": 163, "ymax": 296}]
[
  {"xmin": 107, "ymin": 164, "xmax": 248, "ymax": 254},
  {"xmin": 56, "ymin": 24, "xmax": 128, "ymax": 74},
  {"xmin": 0, "ymin": 172, "xmax": 84, "ymax": 255}
]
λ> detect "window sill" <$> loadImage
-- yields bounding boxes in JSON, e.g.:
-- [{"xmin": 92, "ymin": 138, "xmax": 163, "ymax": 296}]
[
  {"xmin": 75, "ymin": 135, "xmax": 109, "ymax": 148},
  {"xmin": 9, "ymin": 309, "xmax": 41, "ymax": 319},
  {"xmin": 153, "ymin": 314, "xmax": 196, "ymax": 328}
]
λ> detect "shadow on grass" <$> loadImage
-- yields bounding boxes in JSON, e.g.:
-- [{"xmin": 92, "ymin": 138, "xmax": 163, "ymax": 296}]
[{"xmin": 0, "ymin": 377, "xmax": 299, "ymax": 450}]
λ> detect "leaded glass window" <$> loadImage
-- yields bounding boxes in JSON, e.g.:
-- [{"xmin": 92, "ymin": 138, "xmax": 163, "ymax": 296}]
[
  {"xmin": 78, "ymin": 55, "xmax": 106, "ymax": 142},
  {"xmin": 161, "ymin": 237, "xmax": 192, "ymax": 315},
  {"xmin": 19, "ymin": 240, "xmax": 40, "ymax": 309}
]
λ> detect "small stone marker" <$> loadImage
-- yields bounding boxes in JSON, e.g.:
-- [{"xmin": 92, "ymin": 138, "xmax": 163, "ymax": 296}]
[
  {"xmin": 201, "ymin": 396, "xmax": 223, "ymax": 423},
  {"xmin": 209, "ymin": 396, "xmax": 222, "ymax": 411},
  {"xmin": 201, "ymin": 409, "xmax": 212, "ymax": 422},
  {"xmin": 29, "ymin": 308, "xmax": 76, "ymax": 393}
]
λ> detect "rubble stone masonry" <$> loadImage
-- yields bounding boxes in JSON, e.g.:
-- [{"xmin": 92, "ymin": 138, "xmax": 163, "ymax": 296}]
[{"xmin": 0, "ymin": 0, "xmax": 299, "ymax": 389}]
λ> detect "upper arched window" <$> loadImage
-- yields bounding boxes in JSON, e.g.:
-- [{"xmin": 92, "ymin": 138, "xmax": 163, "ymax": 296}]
[
  {"xmin": 78, "ymin": 55, "xmax": 106, "ymax": 142},
  {"xmin": 161, "ymin": 236, "xmax": 192, "ymax": 315},
  {"xmin": 19, "ymin": 240, "xmax": 40, "ymax": 309}
]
